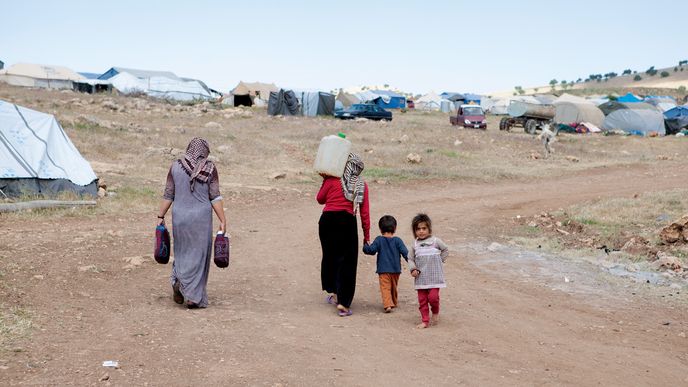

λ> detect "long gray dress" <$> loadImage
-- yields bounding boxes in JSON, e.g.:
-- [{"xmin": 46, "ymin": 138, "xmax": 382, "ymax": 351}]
[{"xmin": 164, "ymin": 162, "xmax": 220, "ymax": 307}]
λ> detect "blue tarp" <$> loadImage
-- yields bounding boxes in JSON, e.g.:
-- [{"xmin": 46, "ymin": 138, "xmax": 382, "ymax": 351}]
[
  {"xmin": 370, "ymin": 90, "xmax": 406, "ymax": 109},
  {"xmin": 617, "ymin": 92, "xmax": 641, "ymax": 103}
]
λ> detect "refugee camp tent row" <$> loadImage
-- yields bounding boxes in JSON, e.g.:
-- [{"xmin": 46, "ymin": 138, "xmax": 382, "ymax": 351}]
[
  {"xmin": 99, "ymin": 67, "xmax": 217, "ymax": 101},
  {"xmin": 229, "ymin": 81, "xmax": 279, "ymax": 107},
  {"xmin": 0, "ymin": 100, "xmax": 98, "ymax": 198},
  {"xmin": 0, "ymin": 63, "xmax": 84, "ymax": 90},
  {"xmin": 599, "ymin": 101, "xmax": 665, "ymax": 136}
]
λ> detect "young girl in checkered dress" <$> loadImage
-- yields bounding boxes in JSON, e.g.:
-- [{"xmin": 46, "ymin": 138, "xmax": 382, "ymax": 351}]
[{"xmin": 407, "ymin": 214, "xmax": 449, "ymax": 329}]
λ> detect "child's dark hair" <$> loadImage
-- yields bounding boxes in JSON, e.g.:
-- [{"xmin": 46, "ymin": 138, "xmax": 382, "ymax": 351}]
[
  {"xmin": 412, "ymin": 213, "xmax": 432, "ymax": 236},
  {"xmin": 378, "ymin": 215, "xmax": 397, "ymax": 233}
]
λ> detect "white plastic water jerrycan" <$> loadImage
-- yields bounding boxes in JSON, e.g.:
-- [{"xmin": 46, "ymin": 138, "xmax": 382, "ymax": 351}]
[{"xmin": 313, "ymin": 133, "xmax": 352, "ymax": 177}]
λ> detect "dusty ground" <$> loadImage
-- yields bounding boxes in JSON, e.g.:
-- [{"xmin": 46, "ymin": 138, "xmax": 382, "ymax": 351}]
[{"xmin": 1, "ymin": 85, "xmax": 687, "ymax": 385}]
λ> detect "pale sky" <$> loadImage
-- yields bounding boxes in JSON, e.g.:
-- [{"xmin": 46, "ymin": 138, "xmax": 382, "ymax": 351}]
[{"xmin": 1, "ymin": 0, "xmax": 686, "ymax": 95}]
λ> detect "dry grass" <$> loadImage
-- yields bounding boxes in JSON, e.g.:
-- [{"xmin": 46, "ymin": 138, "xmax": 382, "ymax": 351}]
[{"xmin": 0, "ymin": 306, "xmax": 32, "ymax": 350}]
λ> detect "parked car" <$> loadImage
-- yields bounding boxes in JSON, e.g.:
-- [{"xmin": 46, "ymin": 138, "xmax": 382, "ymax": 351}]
[
  {"xmin": 335, "ymin": 104, "xmax": 392, "ymax": 121},
  {"xmin": 449, "ymin": 104, "xmax": 487, "ymax": 129}
]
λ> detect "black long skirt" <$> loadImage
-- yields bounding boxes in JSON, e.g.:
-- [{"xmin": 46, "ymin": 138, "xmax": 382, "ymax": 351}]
[{"xmin": 319, "ymin": 211, "xmax": 358, "ymax": 308}]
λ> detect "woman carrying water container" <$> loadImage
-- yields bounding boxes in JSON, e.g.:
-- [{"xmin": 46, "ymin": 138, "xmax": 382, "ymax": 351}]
[{"xmin": 315, "ymin": 134, "xmax": 370, "ymax": 317}]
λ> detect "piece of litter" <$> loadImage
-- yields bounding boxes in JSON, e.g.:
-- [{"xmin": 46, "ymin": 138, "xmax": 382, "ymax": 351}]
[{"xmin": 102, "ymin": 360, "xmax": 119, "ymax": 368}]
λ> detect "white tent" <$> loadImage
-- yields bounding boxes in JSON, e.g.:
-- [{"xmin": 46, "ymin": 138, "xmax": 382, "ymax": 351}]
[
  {"xmin": 0, "ymin": 100, "xmax": 98, "ymax": 197},
  {"xmin": 415, "ymin": 92, "xmax": 443, "ymax": 110},
  {"xmin": 109, "ymin": 72, "xmax": 212, "ymax": 101},
  {"xmin": 0, "ymin": 63, "xmax": 84, "ymax": 89},
  {"xmin": 553, "ymin": 93, "xmax": 592, "ymax": 105}
]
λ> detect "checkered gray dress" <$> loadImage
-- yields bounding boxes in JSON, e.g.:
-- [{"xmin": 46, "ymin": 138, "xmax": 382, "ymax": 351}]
[{"xmin": 409, "ymin": 237, "xmax": 448, "ymax": 290}]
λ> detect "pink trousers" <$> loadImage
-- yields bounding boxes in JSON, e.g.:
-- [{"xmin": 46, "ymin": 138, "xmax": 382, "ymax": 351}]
[{"xmin": 417, "ymin": 288, "xmax": 440, "ymax": 324}]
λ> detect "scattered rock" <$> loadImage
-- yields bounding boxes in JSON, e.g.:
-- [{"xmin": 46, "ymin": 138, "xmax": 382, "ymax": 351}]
[
  {"xmin": 527, "ymin": 221, "xmax": 538, "ymax": 228},
  {"xmin": 98, "ymin": 187, "xmax": 107, "ymax": 198},
  {"xmin": 101, "ymin": 100, "xmax": 120, "ymax": 111},
  {"xmin": 653, "ymin": 252, "xmax": 683, "ymax": 272},
  {"xmin": 100, "ymin": 373, "xmax": 110, "ymax": 381},
  {"xmin": 398, "ymin": 134, "xmax": 409, "ymax": 143},
  {"xmin": 487, "ymin": 242, "xmax": 503, "ymax": 252},
  {"xmin": 78, "ymin": 265, "xmax": 98, "ymax": 273},
  {"xmin": 123, "ymin": 256, "xmax": 146, "ymax": 270},
  {"xmin": 659, "ymin": 215, "xmax": 688, "ymax": 244},
  {"xmin": 656, "ymin": 155, "xmax": 671, "ymax": 160},
  {"xmin": 620, "ymin": 236, "xmax": 651, "ymax": 256},
  {"xmin": 33, "ymin": 275, "xmax": 44, "ymax": 280},
  {"xmin": 204, "ymin": 121, "xmax": 222, "ymax": 129},
  {"xmin": 565, "ymin": 156, "xmax": 580, "ymax": 163},
  {"xmin": 454, "ymin": 139, "xmax": 462, "ymax": 146},
  {"xmin": 269, "ymin": 172, "xmax": 286, "ymax": 180},
  {"xmin": 529, "ymin": 152, "xmax": 541, "ymax": 160},
  {"xmin": 406, "ymin": 153, "xmax": 422, "ymax": 164},
  {"xmin": 556, "ymin": 228, "xmax": 570, "ymax": 235}
]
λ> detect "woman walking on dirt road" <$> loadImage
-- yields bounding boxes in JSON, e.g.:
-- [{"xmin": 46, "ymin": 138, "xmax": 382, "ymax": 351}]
[
  {"xmin": 158, "ymin": 137, "xmax": 227, "ymax": 309},
  {"xmin": 317, "ymin": 153, "xmax": 370, "ymax": 316}
]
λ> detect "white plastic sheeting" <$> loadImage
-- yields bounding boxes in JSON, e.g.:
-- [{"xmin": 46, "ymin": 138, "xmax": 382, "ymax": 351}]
[
  {"xmin": 602, "ymin": 108, "xmax": 665, "ymax": 136},
  {"xmin": 0, "ymin": 100, "xmax": 97, "ymax": 185},
  {"xmin": 109, "ymin": 72, "xmax": 212, "ymax": 101}
]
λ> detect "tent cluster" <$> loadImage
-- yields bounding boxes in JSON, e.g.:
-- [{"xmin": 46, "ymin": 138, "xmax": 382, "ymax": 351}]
[
  {"xmin": 267, "ymin": 89, "xmax": 335, "ymax": 117},
  {"xmin": 485, "ymin": 92, "xmax": 686, "ymax": 136},
  {"xmin": 334, "ymin": 90, "xmax": 408, "ymax": 110},
  {"xmin": 0, "ymin": 62, "xmax": 221, "ymax": 102}
]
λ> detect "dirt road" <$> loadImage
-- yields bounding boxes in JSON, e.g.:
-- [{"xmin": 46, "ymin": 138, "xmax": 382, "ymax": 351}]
[{"xmin": 2, "ymin": 164, "xmax": 687, "ymax": 386}]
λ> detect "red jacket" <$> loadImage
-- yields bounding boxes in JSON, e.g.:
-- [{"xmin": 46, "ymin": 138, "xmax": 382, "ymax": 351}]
[{"xmin": 317, "ymin": 176, "xmax": 370, "ymax": 242}]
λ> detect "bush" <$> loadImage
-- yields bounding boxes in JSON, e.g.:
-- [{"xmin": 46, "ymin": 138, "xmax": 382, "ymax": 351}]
[
  {"xmin": 678, "ymin": 86, "xmax": 686, "ymax": 94},
  {"xmin": 661, "ymin": 71, "xmax": 670, "ymax": 78},
  {"xmin": 645, "ymin": 66, "xmax": 657, "ymax": 76},
  {"xmin": 633, "ymin": 75, "xmax": 642, "ymax": 81}
]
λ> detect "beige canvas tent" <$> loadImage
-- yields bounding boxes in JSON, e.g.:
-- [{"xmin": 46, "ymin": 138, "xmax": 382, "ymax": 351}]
[
  {"xmin": 0, "ymin": 63, "xmax": 84, "ymax": 89},
  {"xmin": 554, "ymin": 102, "xmax": 605, "ymax": 127},
  {"xmin": 336, "ymin": 92, "xmax": 359, "ymax": 108},
  {"xmin": 229, "ymin": 81, "xmax": 279, "ymax": 106}
]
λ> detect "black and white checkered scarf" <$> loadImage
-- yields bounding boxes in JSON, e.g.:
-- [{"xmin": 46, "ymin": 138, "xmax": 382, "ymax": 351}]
[
  {"xmin": 340, "ymin": 153, "xmax": 365, "ymax": 214},
  {"xmin": 179, "ymin": 137, "xmax": 215, "ymax": 192}
]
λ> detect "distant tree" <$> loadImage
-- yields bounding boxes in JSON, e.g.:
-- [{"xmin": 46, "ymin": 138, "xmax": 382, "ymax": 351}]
[
  {"xmin": 633, "ymin": 74, "xmax": 642, "ymax": 81},
  {"xmin": 533, "ymin": 87, "xmax": 539, "ymax": 93},
  {"xmin": 514, "ymin": 86, "xmax": 525, "ymax": 95},
  {"xmin": 383, "ymin": 84, "xmax": 389, "ymax": 88},
  {"xmin": 682, "ymin": 68, "xmax": 685, "ymax": 72},
  {"xmin": 605, "ymin": 72, "xmax": 617, "ymax": 78},
  {"xmin": 679, "ymin": 60, "xmax": 688, "ymax": 66},
  {"xmin": 576, "ymin": 78, "xmax": 582, "ymax": 83},
  {"xmin": 560, "ymin": 80, "xmax": 568, "ymax": 90},
  {"xmin": 633, "ymin": 70, "xmax": 637, "ymax": 74},
  {"xmin": 678, "ymin": 86, "xmax": 686, "ymax": 94},
  {"xmin": 622, "ymin": 69, "xmax": 632, "ymax": 75},
  {"xmin": 645, "ymin": 66, "xmax": 657, "ymax": 76},
  {"xmin": 661, "ymin": 71, "xmax": 670, "ymax": 78},
  {"xmin": 549, "ymin": 79, "xmax": 558, "ymax": 89},
  {"xmin": 675, "ymin": 67, "xmax": 679, "ymax": 72}
]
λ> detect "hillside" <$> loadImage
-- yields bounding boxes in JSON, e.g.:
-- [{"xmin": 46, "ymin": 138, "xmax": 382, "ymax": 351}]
[{"xmin": 492, "ymin": 62, "xmax": 688, "ymax": 97}]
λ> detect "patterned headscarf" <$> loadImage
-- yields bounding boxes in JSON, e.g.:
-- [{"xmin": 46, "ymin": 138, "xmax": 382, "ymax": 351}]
[
  {"xmin": 179, "ymin": 137, "xmax": 215, "ymax": 191},
  {"xmin": 340, "ymin": 153, "xmax": 365, "ymax": 214}
]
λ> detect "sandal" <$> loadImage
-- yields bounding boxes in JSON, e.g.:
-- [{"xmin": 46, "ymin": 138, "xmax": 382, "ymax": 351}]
[
  {"xmin": 326, "ymin": 295, "xmax": 337, "ymax": 305},
  {"xmin": 337, "ymin": 308, "xmax": 353, "ymax": 317},
  {"xmin": 172, "ymin": 281, "xmax": 183, "ymax": 304}
]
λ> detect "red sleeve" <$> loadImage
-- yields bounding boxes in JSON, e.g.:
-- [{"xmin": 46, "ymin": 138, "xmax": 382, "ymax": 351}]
[
  {"xmin": 360, "ymin": 183, "xmax": 370, "ymax": 242},
  {"xmin": 316, "ymin": 177, "xmax": 331, "ymax": 204}
]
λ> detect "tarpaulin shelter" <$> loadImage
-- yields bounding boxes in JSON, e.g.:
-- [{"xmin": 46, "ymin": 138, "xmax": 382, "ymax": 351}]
[
  {"xmin": 108, "ymin": 72, "xmax": 213, "ymax": 101},
  {"xmin": 617, "ymin": 92, "xmax": 641, "ymax": 103},
  {"xmin": 0, "ymin": 63, "xmax": 84, "ymax": 90},
  {"xmin": 0, "ymin": 100, "xmax": 98, "ymax": 198},
  {"xmin": 336, "ymin": 92, "xmax": 360, "ymax": 108},
  {"xmin": 487, "ymin": 96, "xmax": 540, "ymax": 115},
  {"xmin": 415, "ymin": 92, "xmax": 443, "ymax": 110},
  {"xmin": 369, "ymin": 90, "xmax": 406, "ymax": 109},
  {"xmin": 292, "ymin": 90, "xmax": 335, "ymax": 116},
  {"xmin": 533, "ymin": 94, "xmax": 557, "ymax": 104},
  {"xmin": 554, "ymin": 102, "xmax": 605, "ymax": 127},
  {"xmin": 463, "ymin": 93, "xmax": 481, "ymax": 104},
  {"xmin": 644, "ymin": 96, "xmax": 676, "ymax": 112},
  {"xmin": 599, "ymin": 101, "xmax": 665, "ymax": 135},
  {"xmin": 663, "ymin": 105, "xmax": 688, "ymax": 135},
  {"xmin": 267, "ymin": 89, "xmax": 299, "ymax": 116},
  {"xmin": 230, "ymin": 81, "xmax": 279, "ymax": 107}
]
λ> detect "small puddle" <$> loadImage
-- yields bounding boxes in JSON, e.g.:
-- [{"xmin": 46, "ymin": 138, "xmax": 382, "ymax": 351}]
[{"xmin": 454, "ymin": 241, "xmax": 686, "ymax": 299}]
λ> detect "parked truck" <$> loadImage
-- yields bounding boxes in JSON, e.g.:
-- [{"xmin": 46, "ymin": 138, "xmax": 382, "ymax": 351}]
[
  {"xmin": 450, "ymin": 104, "xmax": 487, "ymax": 129},
  {"xmin": 499, "ymin": 101, "xmax": 555, "ymax": 134}
]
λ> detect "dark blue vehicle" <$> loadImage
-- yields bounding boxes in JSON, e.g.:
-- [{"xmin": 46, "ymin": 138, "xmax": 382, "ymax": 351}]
[{"xmin": 335, "ymin": 104, "xmax": 392, "ymax": 121}]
